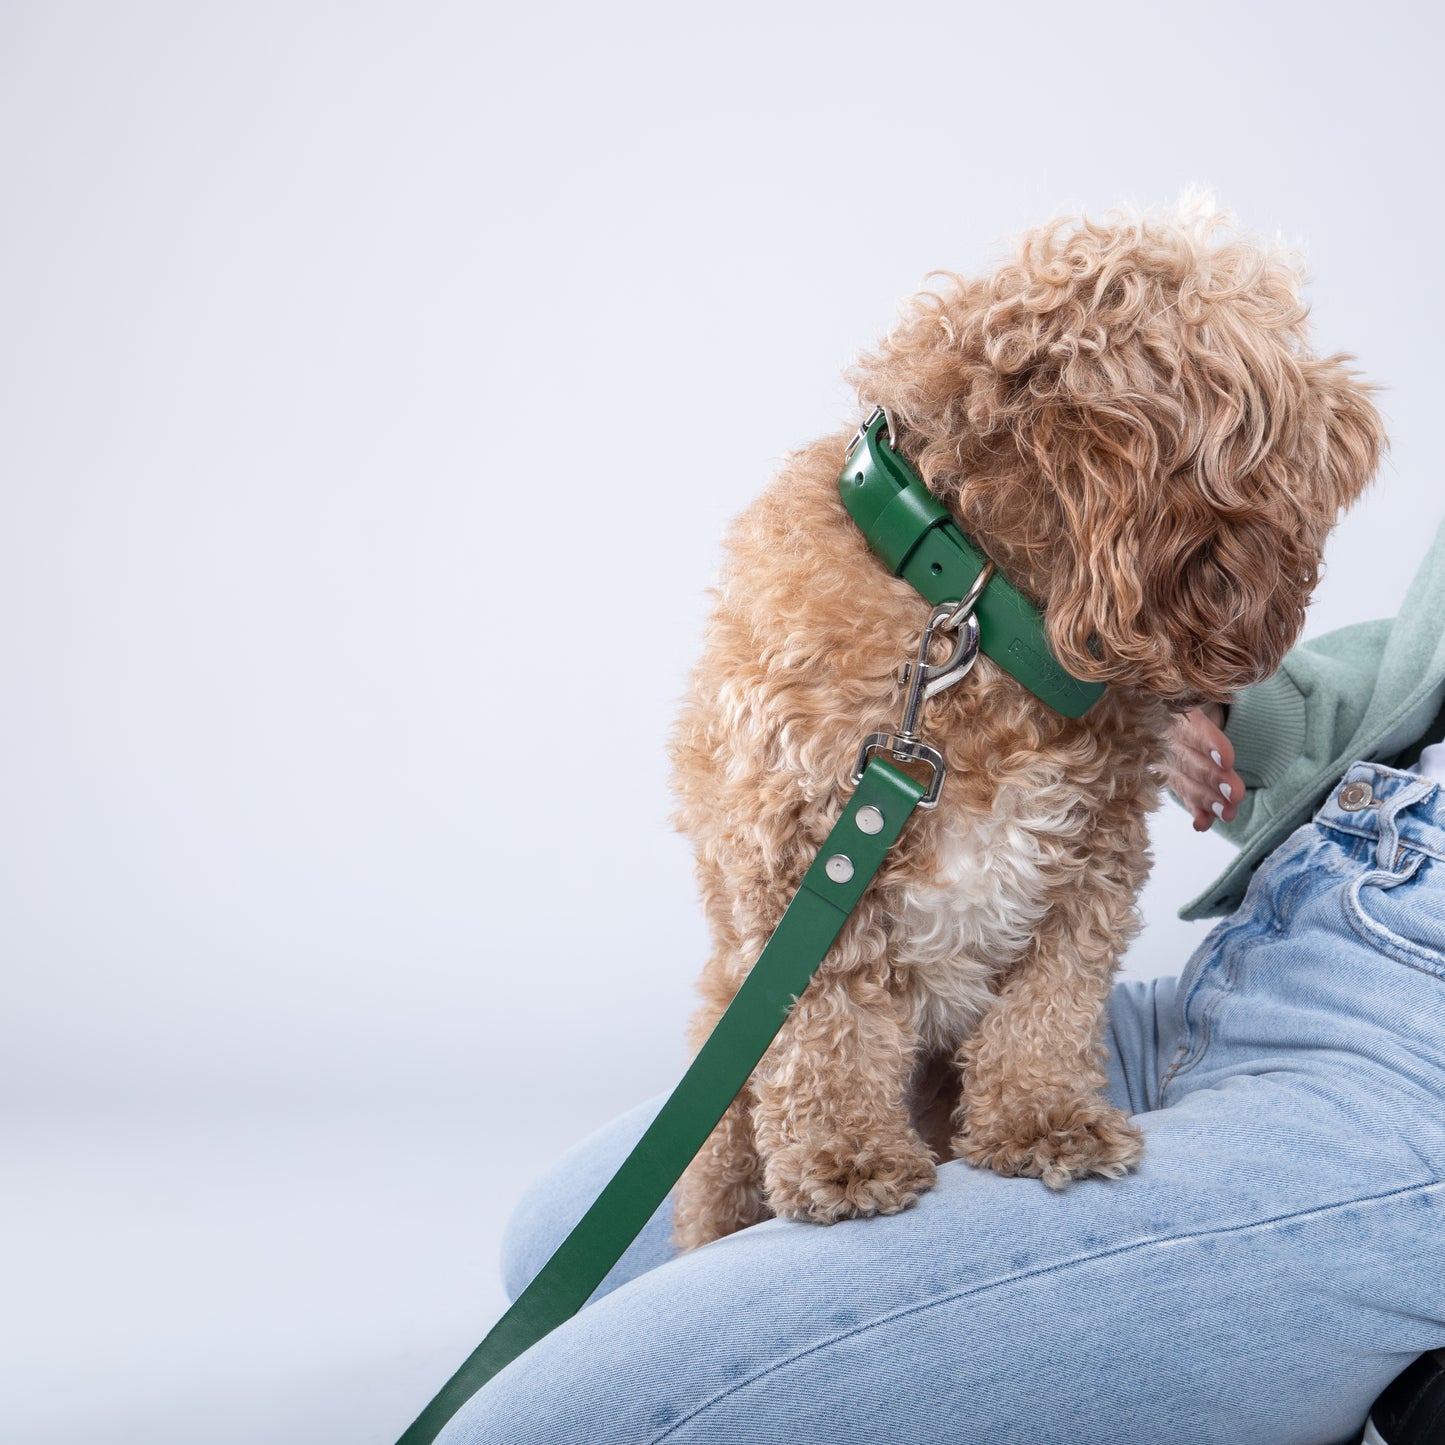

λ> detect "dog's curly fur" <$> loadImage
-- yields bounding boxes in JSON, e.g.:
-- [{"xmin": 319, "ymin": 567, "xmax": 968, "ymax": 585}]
[{"xmin": 669, "ymin": 198, "xmax": 1385, "ymax": 1250}]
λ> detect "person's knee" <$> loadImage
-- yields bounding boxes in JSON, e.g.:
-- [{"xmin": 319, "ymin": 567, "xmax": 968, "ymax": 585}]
[
  {"xmin": 499, "ymin": 1165, "xmax": 577, "ymax": 1301},
  {"xmin": 496, "ymin": 1095, "xmax": 673, "ymax": 1302}
]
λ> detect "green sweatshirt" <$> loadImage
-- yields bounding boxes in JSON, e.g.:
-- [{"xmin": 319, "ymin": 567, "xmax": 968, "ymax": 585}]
[{"xmin": 1182, "ymin": 520, "xmax": 1445, "ymax": 920}]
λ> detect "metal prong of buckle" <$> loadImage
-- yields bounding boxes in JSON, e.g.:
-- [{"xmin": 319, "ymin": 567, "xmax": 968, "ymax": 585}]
[
  {"xmin": 852, "ymin": 733, "xmax": 948, "ymax": 809},
  {"xmin": 846, "ymin": 403, "xmax": 897, "ymax": 463}
]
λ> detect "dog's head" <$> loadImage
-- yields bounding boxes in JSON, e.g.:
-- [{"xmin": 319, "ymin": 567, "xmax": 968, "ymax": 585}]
[{"xmin": 850, "ymin": 195, "xmax": 1385, "ymax": 710}]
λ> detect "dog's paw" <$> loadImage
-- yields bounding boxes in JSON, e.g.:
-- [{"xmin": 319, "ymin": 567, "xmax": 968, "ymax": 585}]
[
  {"xmin": 672, "ymin": 1192, "xmax": 767, "ymax": 1252},
  {"xmin": 764, "ymin": 1136, "xmax": 938, "ymax": 1224},
  {"xmin": 953, "ymin": 1095, "xmax": 1143, "ymax": 1190},
  {"xmin": 673, "ymin": 1152, "xmax": 770, "ymax": 1252}
]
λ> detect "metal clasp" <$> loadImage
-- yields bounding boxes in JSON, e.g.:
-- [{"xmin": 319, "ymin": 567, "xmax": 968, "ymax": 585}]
[
  {"xmin": 852, "ymin": 599, "xmax": 983, "ymax": 809},
  {"xmin": 898, "ymin": 604, "xmax": 981, "ymax": 732},
  {"xmin": 845, "ymin": 403, "xmax": 897, "ymax": 464}
]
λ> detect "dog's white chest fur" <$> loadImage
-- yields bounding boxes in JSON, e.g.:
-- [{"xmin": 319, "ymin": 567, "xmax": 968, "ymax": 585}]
[{"xmin": 890, "ymin": 776, "xmax": 1079, "ymax": 1052}]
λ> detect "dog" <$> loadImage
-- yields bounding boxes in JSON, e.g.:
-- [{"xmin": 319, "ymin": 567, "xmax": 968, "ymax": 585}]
[{"xmin": 668, "ymin": 197, "xmax": 1384, "ymax": 1250}]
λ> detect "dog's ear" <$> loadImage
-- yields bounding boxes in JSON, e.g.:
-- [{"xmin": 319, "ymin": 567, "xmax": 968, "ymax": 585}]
[
  {"xmin": 848, "ymin": 205, "xmax": 1385, "ymax": 709},
  {"xmin": 1033, "ymin": 351, "xmax": 1385, "ymax": 710},
  {"xmin": 1301, "ymin": 353, "xmax": 1387, "ymax": 516}
]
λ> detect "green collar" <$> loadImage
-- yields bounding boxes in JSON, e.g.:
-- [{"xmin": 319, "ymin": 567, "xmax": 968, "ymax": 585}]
[{"xmin": 840, "ymin": 408, "xmax": 1104, "ymax": 718}]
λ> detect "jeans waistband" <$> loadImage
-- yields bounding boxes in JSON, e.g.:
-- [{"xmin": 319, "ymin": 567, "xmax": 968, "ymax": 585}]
[{"xmin": 1315, "ymin": 761, "xmax": 1445, "ymax": 865}]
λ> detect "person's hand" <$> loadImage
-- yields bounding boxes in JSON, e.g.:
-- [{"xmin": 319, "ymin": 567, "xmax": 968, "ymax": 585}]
[{"xmin": 1166, "ymin": 705, "xmax": 1245, "ymax": 833}]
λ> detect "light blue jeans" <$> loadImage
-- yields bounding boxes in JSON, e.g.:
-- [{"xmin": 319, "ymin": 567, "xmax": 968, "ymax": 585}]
[{"xmin": 440, "ymin": 763, "xmax": 1445, "ymax": 1445}]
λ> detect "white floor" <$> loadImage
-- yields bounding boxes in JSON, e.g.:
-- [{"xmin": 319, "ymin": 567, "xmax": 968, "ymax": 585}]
[{"xmin": 3, "ymin": 1096, "xmax": 597, "ymax": 1444}]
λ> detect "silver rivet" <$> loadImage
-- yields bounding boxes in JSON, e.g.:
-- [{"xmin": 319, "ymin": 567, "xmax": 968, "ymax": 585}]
[
  {"xmin": 855, "ymin": 805, "xmax": 884, "ymax": 835},
  {"xmin": 1339, "ymin": 781, "xmax": 1374, "ymax": 811},
  {"xmin": 824, "ymin": 854, "xmax": 855, "ymax": 884}
]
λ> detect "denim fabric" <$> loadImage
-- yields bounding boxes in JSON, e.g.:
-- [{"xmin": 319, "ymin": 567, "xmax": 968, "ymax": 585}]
[{"xmin": 440, "ymin": 762, "xmax": 1445, "ymax": 1445}]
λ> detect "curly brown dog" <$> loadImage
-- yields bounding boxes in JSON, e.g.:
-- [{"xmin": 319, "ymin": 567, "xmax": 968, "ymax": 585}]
[{"xmin": 669, "ymin": 198, "xmax": 1384, "ymax": 1251}]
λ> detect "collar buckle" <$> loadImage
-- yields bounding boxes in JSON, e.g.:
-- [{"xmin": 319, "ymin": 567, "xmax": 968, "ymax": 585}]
[{"xmin": 846, "ymin": 403, "xmax": 897, "ymax": 464}]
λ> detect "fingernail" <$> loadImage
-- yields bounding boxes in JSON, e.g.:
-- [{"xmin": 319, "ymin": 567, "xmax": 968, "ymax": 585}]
[
  {"xmin": 1219, "ymin": 783, "xmax": 1232, "ymax": 801},
  {"xmin": 1210, "ymin": 750, "xmax": 1223, "ymax": 767},
  {"xmin": 1211, "ymin": 801, "xmax": 1225, "ymax": 818}
]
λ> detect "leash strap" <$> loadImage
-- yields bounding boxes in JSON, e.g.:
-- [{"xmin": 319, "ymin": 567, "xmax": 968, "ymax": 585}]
[
  {"xmin": 840, "ymin": 407, "xmax": 1105, "ymax": 718},
  {"xmin": 396, "ymin": 757, "xmax": 928, "ymax": 1444}
]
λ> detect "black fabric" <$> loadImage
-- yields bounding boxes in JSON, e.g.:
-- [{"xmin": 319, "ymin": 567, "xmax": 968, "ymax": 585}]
[{"xmin": 1369, "ymin": 1351, "xmax": 1445, "ymax": 1444}]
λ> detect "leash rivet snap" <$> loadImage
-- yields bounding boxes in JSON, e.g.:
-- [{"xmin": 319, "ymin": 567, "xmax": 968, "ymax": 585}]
[
  {"xmin": 855, "ymin": 806, "xmax": 884, "ymax": 835},
  {"xmin": 824, "ymin": 854, "xmax": 855, "ymax": 883},
  {"xmin": 1339, "ymin": 781, "xmax": 1374, "ymax": 811}
]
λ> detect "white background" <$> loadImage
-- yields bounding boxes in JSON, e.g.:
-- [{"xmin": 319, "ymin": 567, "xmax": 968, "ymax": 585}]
[{"xmin": 3, "ymin": 2, "xmax": 1442, "ymax": 1440}]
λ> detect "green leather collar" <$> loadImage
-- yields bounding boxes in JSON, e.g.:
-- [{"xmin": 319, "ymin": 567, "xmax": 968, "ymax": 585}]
[{"xmin": 840, "ymin": 408, "xmax": 1104, "ymax": 718}]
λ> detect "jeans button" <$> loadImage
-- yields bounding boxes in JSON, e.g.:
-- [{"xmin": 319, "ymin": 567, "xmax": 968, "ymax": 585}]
[{"xmin": 1339, "ymin": 781, "xmax": 1374, "ymax": 810}]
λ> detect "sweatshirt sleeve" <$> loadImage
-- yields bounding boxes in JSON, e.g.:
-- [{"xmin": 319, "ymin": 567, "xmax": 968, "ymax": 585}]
[{"xmin": 1212, "ymin": 617, "xmax": 1395, "ymax": 843}]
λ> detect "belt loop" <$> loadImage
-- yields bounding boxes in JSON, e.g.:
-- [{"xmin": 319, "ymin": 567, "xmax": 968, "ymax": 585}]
[{"xmin": 1374, "ymin": 774, "xmax": 1436, "ymax": 870}]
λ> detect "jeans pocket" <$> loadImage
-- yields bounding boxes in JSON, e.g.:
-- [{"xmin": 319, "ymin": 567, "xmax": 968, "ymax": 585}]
[{"xmin": 1344, "ymin": 850, "xmax": 1445, "ymax": 978}]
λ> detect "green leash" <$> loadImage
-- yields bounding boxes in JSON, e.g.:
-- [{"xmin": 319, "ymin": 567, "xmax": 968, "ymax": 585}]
[
  {"xmin": 394, "ymin": 407, "xmax": 1101, "ymax": 1443},
  {"xmin": 397, "ymin": 759, "xmax": 927, "ymax": 1444}
]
